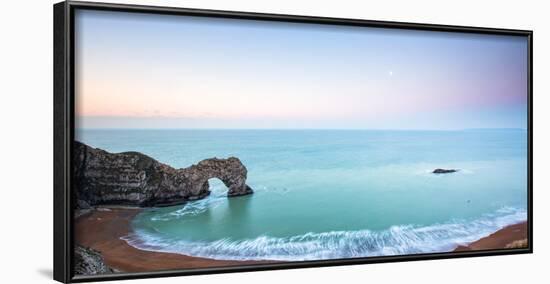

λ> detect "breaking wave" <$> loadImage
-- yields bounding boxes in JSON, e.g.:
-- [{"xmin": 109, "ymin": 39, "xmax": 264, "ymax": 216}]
[{"xmin": 122, "ymin": 207, "xmax": 526, "ymax": 261}]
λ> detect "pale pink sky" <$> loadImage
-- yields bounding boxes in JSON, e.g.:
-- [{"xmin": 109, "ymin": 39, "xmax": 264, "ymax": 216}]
[{"xmin": 75, "ymin": 10, "xmax": 528, "ymax": 130}]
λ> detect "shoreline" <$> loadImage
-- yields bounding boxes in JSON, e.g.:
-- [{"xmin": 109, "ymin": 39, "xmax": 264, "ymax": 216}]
[
  {"xmin": 75, "ymin": 208, "xmax": 271, "ymax": 273},
  {"xmin": 75, "ymin": 208, "xmax": 527, "ymax": 274},
  {"xmin": 454, "ymin": 221, "xmax": 528, "ymax": 252}
]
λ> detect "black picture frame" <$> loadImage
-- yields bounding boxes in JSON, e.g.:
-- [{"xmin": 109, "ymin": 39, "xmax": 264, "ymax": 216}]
[{"xmin": 53, "ymin": 1, "xmax": 533, "ymax": 283}]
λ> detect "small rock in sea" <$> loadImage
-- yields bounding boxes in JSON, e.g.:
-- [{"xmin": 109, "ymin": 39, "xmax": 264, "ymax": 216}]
[{"xmin": 432, "ymin": 168, "xmax": 458, "ymax": 174}]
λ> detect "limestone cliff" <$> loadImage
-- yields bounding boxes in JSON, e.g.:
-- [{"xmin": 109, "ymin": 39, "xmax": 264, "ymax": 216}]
[
  {"xmin": 73, "ymin": 141, "xmax": 253, "ymax": 207},
  {"xmin": 74, "ymin": 245, "xmax": 113, "ymax": 275}
]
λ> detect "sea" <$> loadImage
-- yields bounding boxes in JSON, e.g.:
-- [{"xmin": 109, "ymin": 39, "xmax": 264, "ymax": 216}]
[{"xmin": 76, "ymin": 129, "xmax": 528, "ymax": 261}]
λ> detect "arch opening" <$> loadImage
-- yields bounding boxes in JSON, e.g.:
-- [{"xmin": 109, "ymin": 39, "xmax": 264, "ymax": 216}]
[{"xmin": 207, "ymin": 178, "xmax": 230, "ymax": 197}]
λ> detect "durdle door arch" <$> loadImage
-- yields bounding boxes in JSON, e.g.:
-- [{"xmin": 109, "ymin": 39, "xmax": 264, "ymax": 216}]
[{"xmin": 73, "ymin": 141, "xmax": 253, "ymax": 208}]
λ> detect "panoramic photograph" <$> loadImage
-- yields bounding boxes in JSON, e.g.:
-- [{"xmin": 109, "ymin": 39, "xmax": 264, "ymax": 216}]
[{"xmin": 72, "ymin": 9, "xmax": 528, "ymax": 275}]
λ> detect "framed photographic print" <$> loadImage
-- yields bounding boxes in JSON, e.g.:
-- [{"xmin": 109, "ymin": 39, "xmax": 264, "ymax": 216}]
[{"xmin": 53, "ymin": 1, "xmax": 533, "ymax": 282}]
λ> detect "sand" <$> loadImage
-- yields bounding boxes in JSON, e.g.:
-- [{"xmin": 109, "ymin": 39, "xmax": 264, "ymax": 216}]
[
  {"xmin": 74, "ymin": 208, "xmax": 268, "ymax": 273},
  {"xmin": 454, "ymin": 221, "xmax": 528, "ymax": 252},
  {"xmin": 75, "ymin": 208, "xmax": 528, "ymax": 273}
]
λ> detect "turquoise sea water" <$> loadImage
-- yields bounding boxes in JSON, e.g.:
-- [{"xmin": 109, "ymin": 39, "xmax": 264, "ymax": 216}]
[{"xmin": 76, "ymin": 129, "xmax": 528, "ymax": 260}]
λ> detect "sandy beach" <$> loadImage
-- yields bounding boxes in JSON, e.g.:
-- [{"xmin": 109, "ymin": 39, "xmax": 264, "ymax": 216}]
[
  {"xmin": 75, "ymin": 208, "xmax": 269, "ymax": 273},
  {"xmin": 75, "ymin": 208, "xmax": 528, "ymax": 273},
  {"xmin": 454, "ymin": 221, "xmax": 528, "ymax": 252}
]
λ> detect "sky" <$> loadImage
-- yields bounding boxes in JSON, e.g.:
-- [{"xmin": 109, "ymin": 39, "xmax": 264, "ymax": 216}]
[{"xmin": 75, "ymin": 9, "xmax": 528, "ymax": 130}]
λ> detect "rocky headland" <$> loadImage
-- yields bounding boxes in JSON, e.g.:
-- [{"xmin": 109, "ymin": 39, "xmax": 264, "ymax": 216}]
[{"xmin": 74, "ymin": 141, "xmax": 254, "ymax": 208}]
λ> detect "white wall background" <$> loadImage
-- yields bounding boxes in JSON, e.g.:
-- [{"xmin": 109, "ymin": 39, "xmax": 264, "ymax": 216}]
[{"xmin": 0, "ymin": 0, "xmax": 547, "ymax": 283}]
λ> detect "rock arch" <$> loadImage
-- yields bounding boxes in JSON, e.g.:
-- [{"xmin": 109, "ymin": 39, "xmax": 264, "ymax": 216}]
[
  {"xmin": 73, "ymin": 141, "xmax": 253, "ymax": 207},
  {"xmin": 180, "ymin": 157, "xmax": 254, "ymax": 198}
]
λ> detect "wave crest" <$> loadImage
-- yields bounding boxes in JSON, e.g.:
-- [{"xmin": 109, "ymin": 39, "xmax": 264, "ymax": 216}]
[{"xmin": 122, "ymin": 207, "xmax": 526, "ymax": 261}]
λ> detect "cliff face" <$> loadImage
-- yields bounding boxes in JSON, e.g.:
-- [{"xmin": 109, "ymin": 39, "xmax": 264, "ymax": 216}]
[
  {"xmin": 74, "ymin": 245, "xmax": 113, "ymax": 275},
  {"xmin": 73, "ymin": 141, "xmax": 253, "ymax": 207}
]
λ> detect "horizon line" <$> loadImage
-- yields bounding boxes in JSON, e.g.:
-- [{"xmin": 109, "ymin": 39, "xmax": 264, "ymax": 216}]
[{"xmin": 75, "ymin": 127, "xmax": 527, "ymax": 131}]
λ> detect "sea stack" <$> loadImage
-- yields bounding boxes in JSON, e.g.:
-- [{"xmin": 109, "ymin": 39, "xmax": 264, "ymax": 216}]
[
  {"xmin": 73, "ymin": 141, "xmax": 253, "ymax": 208},
  {"xmin": 432, "ymin": 168, "xmax": 458, "ymax": 174}
]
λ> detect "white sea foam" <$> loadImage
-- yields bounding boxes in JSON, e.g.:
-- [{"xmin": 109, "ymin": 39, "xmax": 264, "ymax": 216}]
[
  {"xmin": 149, "ymin": 181, "xmax": 231, "ymax": 221},
  {"xmin": 150, "ymin": 184, "xmax": 290, "ymax": 221},
  {"xmin": 122, "ymin": 206, "xmax": 526, "ymax": 261}
]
